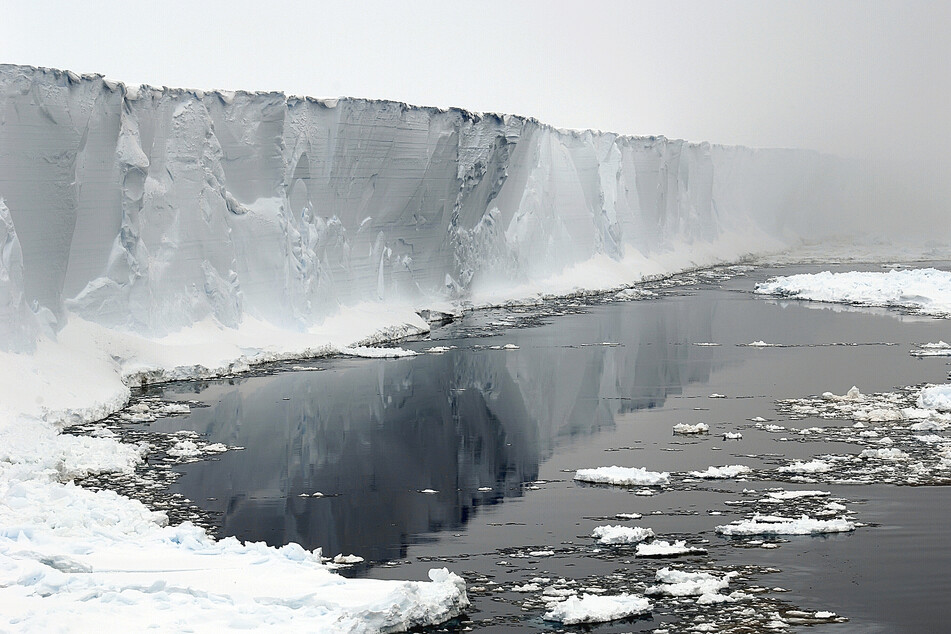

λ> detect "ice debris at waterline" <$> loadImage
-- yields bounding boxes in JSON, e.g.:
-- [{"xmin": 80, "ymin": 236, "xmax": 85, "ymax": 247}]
[
  {"xmin": 575, "ymin": 466, "xmax": 670, "ymax": 486},
  {"xmin": 763, "ymin": 383, "xmax": 951, "ymax": 486},
  {"xmin": 754, "ymin": 268, "xmax": 951, "ymax": 317}
]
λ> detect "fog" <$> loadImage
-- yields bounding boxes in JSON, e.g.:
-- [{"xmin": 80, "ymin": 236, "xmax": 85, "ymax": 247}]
[{"xmin": 1, "ymin": 0, "xmax": 948, "ymax": 238}]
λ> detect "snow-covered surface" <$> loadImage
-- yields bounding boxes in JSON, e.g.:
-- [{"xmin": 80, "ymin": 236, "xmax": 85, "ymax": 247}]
[
  {"xmin": 543, "ymin": 592, "xmax": 651, "ymax": 624},
  {"xmin": 716, "ymin": 514, "xmax": 856, "ymax": 536},
  {"xmin": 575, "ymin": 466, "xmax": 670, "ymax": 486},
  {"xmin": 755, "ymin": 268, "xmax": 951, "ymax": 317},
  {"xmin": 592, "ymin": 525, "xmax": 655, "ymax": 544}
]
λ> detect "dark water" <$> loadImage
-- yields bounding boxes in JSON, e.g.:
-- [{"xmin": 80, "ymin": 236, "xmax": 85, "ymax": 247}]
[{"xmin": 147, "ymin": 263, "xmax": 951, "ymax": 632}]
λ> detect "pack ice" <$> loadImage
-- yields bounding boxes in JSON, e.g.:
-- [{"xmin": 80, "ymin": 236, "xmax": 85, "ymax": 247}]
[{"xmin": 0, "ymin": 63, "xmax": 883, "ymax": 631}]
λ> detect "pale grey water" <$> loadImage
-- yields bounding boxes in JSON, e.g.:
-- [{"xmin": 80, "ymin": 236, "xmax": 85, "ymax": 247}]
[{"xmin": 143, "ymin": 262, "xmax": 951, "ymax": 632}]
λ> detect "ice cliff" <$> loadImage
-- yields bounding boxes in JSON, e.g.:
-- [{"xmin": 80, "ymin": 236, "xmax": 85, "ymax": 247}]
[{"xmin": 0, "ymin": 64, "xmax": 856, "ymax": 348}]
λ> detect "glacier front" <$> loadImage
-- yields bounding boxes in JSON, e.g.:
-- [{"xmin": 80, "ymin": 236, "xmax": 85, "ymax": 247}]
[{"xmin": 0, "ymin": 63, "xmax": 922, "ymax": 632}]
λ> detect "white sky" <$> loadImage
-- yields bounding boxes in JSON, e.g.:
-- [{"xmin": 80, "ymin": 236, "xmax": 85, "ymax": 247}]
[{"xmin": 2, "ymin": 0, "xmax": 950, "ymax": 160}]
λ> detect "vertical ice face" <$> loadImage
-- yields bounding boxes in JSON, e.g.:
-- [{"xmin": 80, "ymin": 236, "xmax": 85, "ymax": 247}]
[
  {"xmin": 0, "ymin": 64, "xmax": 855, "ymax": 343},
  {"xmin": 0, "ymin": 199, "xmax": 37, "ymax": 351}
]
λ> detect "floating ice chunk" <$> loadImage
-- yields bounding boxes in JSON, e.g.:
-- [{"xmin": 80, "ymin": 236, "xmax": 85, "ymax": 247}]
[
  {"xmin": 764, "ymin": 490, "xmax": 831, "ymax": 500},
  {"xmin": 918, "ymin": 385, "xmax": 951, "ymax": 411},
  {"xmin": 634, "ymin": 489, "xmax": 656, "ymax": 496},
  {"xmin": 616, "ymin": 512, "xmax": 643, "ymax": 520},
  {"xmin": 425, "ymin": 346, "xmax": 454, "ymax": 353},
  {"xmin": 477, "ymin": 486, "xmax": 493, "ymax": 492},
  {"xmin": 694, "ymin": 342, "xmax": 721, "ymax": 346},
  {"xmin": 636, "ymin": 540, "xmax": 707, "ymax": 557},
  {"xmin": 909, "ymin": 420, "xmax": 950, "ymax": 431},
  {"xmin": 673, "ymin": 423, "xmax": 709, "ymax": 434},
  {"xmin": 778, "ymin": 459, "xmax": 832, "ymax": 474},
  {"xmin": 575, "ymin": 466, "xmax": 670, "ymax": 486},
  {"xmin": 167, "ymin": 439, "xmax": 201, "ymax": 458},
  {"xmin": 709, "ymin": 393, "xmax": 727, "ymax": 399},
  {"xmin": 920, "ymin": 341, "xmax": 951, "ymax": 349},
  {"xmin": 722, "ymin": 432, "xmax": 743, "ymax": 440},
  {"xmin": 543, "ymin": 592, "xmax": 651, "ymax": 624},
  {"xmin": 754, "ymin": 269, "xmax": 951, "ymax": 317},
  {"xmin": 332, "ymin": 554, "xmax": 364, "ymax": 564},
  {"xmin": 716, "ymin": 514, "xmax": 855, "ymax": 536},
  {"xmin": 511, "ymin": 583, "xmax": 541, "ymax": 592},
  {"xmin": 592, "ymin": 525, "xmax": 655, "ymax": 544},
  {"xmin": 859, "ymin": 447, "xmax": 909, "ymax": 460},
  {"xmin": 823, "ymin": 386, "xmax": 863, "ymax": 401},
  {"xmin": 529, "ymin": 550, "xmax": 554, "ymax": 557},
  {"xmin": 419, "ymin": 488, "xmax": 439, "ymax": 494},
  {"xmin": 746, "ymin": 340, "xmax": 780, "ymax": 347},
  {"xmin": 688, "ymin": 465, "xmax": 752, "ymax": 479},
  {"xmin": 646, "ymin": 567, "xmax": 736, "ymax": 597}
]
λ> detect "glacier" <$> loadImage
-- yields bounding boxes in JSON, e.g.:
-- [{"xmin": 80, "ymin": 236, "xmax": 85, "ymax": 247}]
[
  {"xmin": 0, "ymin": 63, "xmax": 938, "ymax": 632},
  {"xmin": 0, "ymin": 63, "xmax": 866, "ymax": 349}
]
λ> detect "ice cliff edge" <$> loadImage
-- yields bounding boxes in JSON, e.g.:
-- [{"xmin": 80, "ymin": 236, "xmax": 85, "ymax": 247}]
[{"xmin": 0, "ymin": 63, "xmax": 853, "ymax": 347}]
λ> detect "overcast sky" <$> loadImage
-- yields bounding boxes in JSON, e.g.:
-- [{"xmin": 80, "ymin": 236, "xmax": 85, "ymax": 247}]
[{"xmin": 2, "ymin": 0, "xmax": 950, "ymax": 161}]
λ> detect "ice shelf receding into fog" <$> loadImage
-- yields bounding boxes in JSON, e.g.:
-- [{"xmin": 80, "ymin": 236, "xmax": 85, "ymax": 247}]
[{"xmin": 0, "ymin": 63, "xmax": 934, "ymax": 632}]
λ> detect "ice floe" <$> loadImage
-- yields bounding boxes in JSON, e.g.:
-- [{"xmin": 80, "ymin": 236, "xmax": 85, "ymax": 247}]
[
  {"xmin": 716, "ymin": 514, "xmax": 856, "ymax": 536},
  {"xmin": 754, "ymin": 268, "xmax": 951, "ymax": 317},
  {"xmin": 592, "ymin": 525, "xmax": 655, "ymax": 544},
  {"xmin": 543, "ymin": 592, "xmax": 651, "ymax": 624},
  {"xmin": 673, "ymin": 422, "xmax": 709, "ymax": 434},
  {"xmin": 636, "ymin": 540, "xmax": 708, "ymax": 558},
  {"xmin": 574, "ymin": 466, "xmax": 670, "ymax": 486},
  {"xmin": 688, "ymin": 465, "xmax": 752, "ymax": 479}
]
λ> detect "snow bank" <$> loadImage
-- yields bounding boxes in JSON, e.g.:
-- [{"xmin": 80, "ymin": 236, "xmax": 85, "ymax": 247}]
[
  {"xmin": 716, "ymin": 514, "xmax": 855, "ymax": 536},
  {"xmin": 575, "ymin": 466, "xmax": 670, "ymax": 486},
  {"xmin": 755, "ymin": 268, "xmax": 951, "ymax": 317},
  {"xmin": 543, "ymin": 592, "xmax": 651, "ymax": 624}
]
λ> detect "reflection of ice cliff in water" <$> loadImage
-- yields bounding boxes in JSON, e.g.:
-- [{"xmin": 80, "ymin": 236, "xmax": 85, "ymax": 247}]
[{"xmin": 158, "ymin": 297, "xmax": 721, "ymax": 561}]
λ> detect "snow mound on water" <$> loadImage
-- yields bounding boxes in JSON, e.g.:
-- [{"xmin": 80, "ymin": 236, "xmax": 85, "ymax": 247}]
[
  {"xmin": 575, "ymin": 466, "xmax": 669, "ymax": 486},
  {"xmin": 754, "ymin": 268, "xmax": 951, "ymax": 317},
  {"xmin": 543, "ymin": 592, "xmax": 651, "ymax": 624}
]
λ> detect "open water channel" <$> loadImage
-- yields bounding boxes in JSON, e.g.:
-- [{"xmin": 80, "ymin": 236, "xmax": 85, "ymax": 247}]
[{"xmin": 79, "ymin": 262, "xmax": 951, "ymax": 632}]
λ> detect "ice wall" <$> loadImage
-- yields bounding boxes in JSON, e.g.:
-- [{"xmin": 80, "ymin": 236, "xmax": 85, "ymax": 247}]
[{"xmin": 0, "ymin": 64, "xmax": 852, "ymax": 346}]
